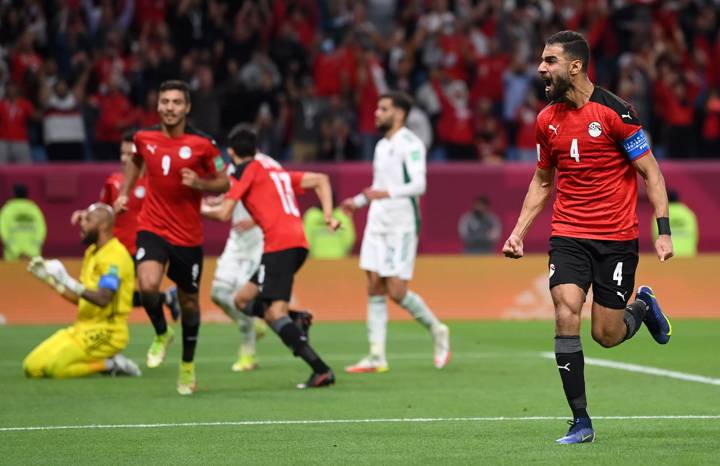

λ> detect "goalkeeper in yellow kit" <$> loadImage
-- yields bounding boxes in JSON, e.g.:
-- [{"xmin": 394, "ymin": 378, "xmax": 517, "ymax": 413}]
[{"xmin": 23, "ymin": 203, "xmax": 141, "ymax": 378}]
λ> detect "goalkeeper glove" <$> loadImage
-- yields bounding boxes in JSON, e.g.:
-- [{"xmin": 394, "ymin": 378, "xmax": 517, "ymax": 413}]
[
  {"xmin": 44, "ymin": 259, "xmax": 85, "ymax": 295},
  {"xmin": 27, "ymin": 257, "xmax": 85, "ymax": 295},
  {"xmin": 28, "ymin": 257, "xmax": 53, "ymax": 284}
]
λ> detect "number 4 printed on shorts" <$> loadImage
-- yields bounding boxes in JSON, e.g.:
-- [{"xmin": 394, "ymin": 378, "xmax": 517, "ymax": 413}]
[{"xmin": 613, "ymin": 262, "xmax": 623, "ymax": 286}]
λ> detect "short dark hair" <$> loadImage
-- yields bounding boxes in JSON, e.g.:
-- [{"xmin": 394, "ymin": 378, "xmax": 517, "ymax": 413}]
[
  {"xmin": 474, "ymin": 196, "xmax": 489, "ymax": 206},
  {"xmin": 379, "ymin": 91, "xmax": 413, "ymax": 120},
  {"xmin": 159, "ymin": 80, "xmax": 191, "ymax": 103},
  {"xmin": 121, "ymin": 129, "xmax": 135, "ymax": 143},
  {"xmin": 228, "ymin": 124, "xmax": 257, "ymax": 157},
  {"xmin": 546, "ymin": 30, "xmax": 590, "ymax": 72},
  {"xmin": 13, "ymin": 184, "xmax": 28, "ymax": 199}
]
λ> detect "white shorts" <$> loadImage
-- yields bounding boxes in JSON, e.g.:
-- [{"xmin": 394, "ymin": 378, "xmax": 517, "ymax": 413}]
[
  {"xmin": 213, "ymin": 232, "xmax": 263, "ymax": 290},
  {"xmin": 359, "ymin": 230, "xmax": 417, "ymax": 280}
]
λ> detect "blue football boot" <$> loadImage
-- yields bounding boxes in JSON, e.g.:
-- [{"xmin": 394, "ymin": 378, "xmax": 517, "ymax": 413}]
[
  {"xmin": 637, "ymin": 285, "xmax": 672, "ymax": 344},
  {"xmin": 556, "ymin": 417, "xmax": 595, "ymax": 444}
]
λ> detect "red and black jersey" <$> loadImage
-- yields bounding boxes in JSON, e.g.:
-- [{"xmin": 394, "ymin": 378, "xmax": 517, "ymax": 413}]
[
  {"xmin": 536, "ymin": 87, "xmax": 652, "ymax": 241},
  {"xmin": 100, "ymin": 172, "xmax": 147, "ymax": 255},
  {"xmin": 226, "ymin": 154, "xmax": 308, "ymax": 253},
  {"xmin": 134, "ymin": 125, "xmax": 222, "ymax": 247}
]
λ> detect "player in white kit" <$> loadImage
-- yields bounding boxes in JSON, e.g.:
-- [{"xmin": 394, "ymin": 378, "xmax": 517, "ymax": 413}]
[
  {"xmin": 341, "ymin": 91, "xmax": 451, "ymax": 373},
  {"xmin": 208, "ymin": 173, "xmax": 267, "ymax": 372}
]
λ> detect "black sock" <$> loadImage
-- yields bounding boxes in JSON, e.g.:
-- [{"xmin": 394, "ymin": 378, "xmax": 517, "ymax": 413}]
[
  {"xmin": 623, "ymin": 300, "xmax": 648, "ymax": 341},
  {"xmin": 555, "ymin": 336, "xmax": 589, "ymax": 420},
  {"xmin": 181, "ymin": 310, "xmax": 200, "ymax": 363},
  {"xmin": 288, "ymin": 309, "xmax": 312, "ymax": 336},
  {"xmin": 132, "ymin": 291, "xmax": 142, "ymax": 307},
  {"xmin": 141, "ymin": 292, "xmax": 167, "ymax": 335},
  {"xmin": 242, "ymin": 299, "xmax": 267, "ymax": 318},
  {"xmin": 271, "ymin": 316, "xmax": 329, "ymax": 373}
]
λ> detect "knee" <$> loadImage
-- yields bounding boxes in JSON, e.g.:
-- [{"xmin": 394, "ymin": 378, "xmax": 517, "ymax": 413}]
[
  {"xmin": 387, "ymin": 289, "xmax": 405, "ymax": 305},
  {"xmin": 136, "ymin": 273, "xmax": 161, "ymax": 293},
  {"xmin": 367, "ymin": 280, "xmax": 386, "ymax": 297},
  {"xmin": 210, "ymin": 284, "xmax": 226, "ymax": 306},
  {"xmin": 591, "ymin": 327, "xmax": 621, "ymax": 348},
  {"xmin": 178, "ymin": 292, "xmax": 198, "ymax": 312},
  {"xmin": 22, "ymin": 355, "xmax": 45, "ymax": 378}
]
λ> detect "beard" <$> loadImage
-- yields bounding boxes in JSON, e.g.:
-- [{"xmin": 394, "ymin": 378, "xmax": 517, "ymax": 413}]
[
  {"xmin": 81, "ymin": 229, "xmax": 99, "ymax": 246},
  {"xmin": 375, "ymin": 118, "xmax": 393, "ymax": 133},
  {"xmin": 545, "ymin": 73, "xmax": 573, "ymax": 101}
]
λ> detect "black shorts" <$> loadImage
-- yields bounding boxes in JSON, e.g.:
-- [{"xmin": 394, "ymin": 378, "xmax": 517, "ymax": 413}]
[
  {"xmin": 136, "ymin": 230, "xmax": 203, "ymax": 294},
  {"xmin": 250, "ymin": 247, "xmax": 308, "ymax": 303},
  {"xmin": 548, "ymin": 236, "xmax": 638, "ymax": 309}
]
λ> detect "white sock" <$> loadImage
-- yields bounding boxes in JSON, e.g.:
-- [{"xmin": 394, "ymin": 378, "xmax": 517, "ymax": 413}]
[
  {"xmin": 368, "ymin": 295, "xmax": 387, "ymax": 359},
  {"xmin": 400, "ymin": 290, "xmax": 440, "ymax": 330},
  {"xmin": 212, "ymin": 285, "xmax": 255, "ymax": 355}
]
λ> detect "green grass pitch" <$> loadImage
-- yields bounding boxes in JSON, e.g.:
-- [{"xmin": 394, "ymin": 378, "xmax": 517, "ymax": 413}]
[{"xmin": 1, "ymin": 320, "xmax": 718, "ymax": 465}]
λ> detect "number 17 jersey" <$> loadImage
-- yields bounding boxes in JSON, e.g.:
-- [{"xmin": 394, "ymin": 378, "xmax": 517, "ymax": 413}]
[{"xmin": 226, "ymin": 154, "xmax": 308, "ymax": 253}]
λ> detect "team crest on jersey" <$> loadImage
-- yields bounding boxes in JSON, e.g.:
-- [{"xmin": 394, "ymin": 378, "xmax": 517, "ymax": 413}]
[
  {"xmin": 588, "ymin": 122, "xmax": 602, "ymax": 138},
  {"xmin": 134, "ymin": 186, "xmax": 146, "ymax": 198},
  {"xmin": 179, "ymin": 145, "xmax": 192, "ymax": 159}
]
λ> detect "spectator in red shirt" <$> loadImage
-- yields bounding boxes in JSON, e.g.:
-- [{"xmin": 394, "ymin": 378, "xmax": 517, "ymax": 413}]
[
  {"xmin": 514, "ymin": 92, "xmax": 540, "ymax": 162},
  {"xmin": 136, "ymin": 90, "xmax": 161, "ymax": 129},
  {"xmin": 356, "ymin": 48, "xmax": 387, "ymax": 160},
  {"xmin": 433, "ymin": 77, "xmax": 475, "ymax": 160},
  {"xmin": 701, "ymin": 88, "xmax": 720, "ymax": 158},
  {"xmin": 9, "ymin": 30, "xmax": 42, "ymax": 91},
  {"xmin": 0, "ymin": 83, "xmax": 35, "ymax": 164},
  {"xmin": 92, "ymin": 74, "xmax": 136, "ymax": 160}
]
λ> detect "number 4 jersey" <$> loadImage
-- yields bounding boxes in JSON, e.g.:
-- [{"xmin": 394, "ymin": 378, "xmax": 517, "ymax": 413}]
[
  {"xmin": 134, "ymin": 125, "xmax": 222, "ymax": 247},
  {"xmin": 536, "ymin": 86, "xmax": 652, "ymax": 241},
  {"xmin": 226, "ymin": 154, "xmax": 308, "ymax": 253}
]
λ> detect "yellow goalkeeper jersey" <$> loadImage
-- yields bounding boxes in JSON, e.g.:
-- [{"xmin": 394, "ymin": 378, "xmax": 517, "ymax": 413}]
[{"xmin": 76, "ymin": 237, "xmax": 135, "ymax": 325}]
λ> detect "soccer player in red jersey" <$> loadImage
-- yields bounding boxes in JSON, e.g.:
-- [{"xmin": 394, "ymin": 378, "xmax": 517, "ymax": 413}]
[
  {"xmin": 202, "ymin": 124, "xmax": 338, "ymax": 389},
  {"xmin": 502, "ymin": 31, "xmax": 674, "ymax": 444},
  {"xmin": 114, "ymin": 80, "xmax": 230, "ymax": 395}
]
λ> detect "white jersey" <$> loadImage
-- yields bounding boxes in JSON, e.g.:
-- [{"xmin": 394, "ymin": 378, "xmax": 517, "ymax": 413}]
[
  {"xmin": 229, "ymin": 200, "xmax": 263, "ymax": 250},
  {"xmin": 366, "ymin": 127, "xmax": 426, "ymax": 234}
]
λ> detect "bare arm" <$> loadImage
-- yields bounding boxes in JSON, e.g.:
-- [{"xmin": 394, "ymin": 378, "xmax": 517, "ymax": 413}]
[
  {"xmin": 59, "ymin": 287, "xmax": 115, "ymax": 307},
  {"xmin": 502, "ymin": 167, "xmax": 554, "ymax": 258},
  {"xmin": 181, "ymin": 169, "xmax": 230, "ymax": 194},
  {"xmin": 115, "ymin": 153, "xmax": 143, "ymax": 212},
  {"xmin": 301, "ymin": 172, "xmax": 340, "ymax": 231},
  {"xmin": 200, "ymin": 197, "xmax": 235, "ymax": 222},
  {"xmin": 633, "ymin": 154, "xmax": 673, "ymax": 261}
]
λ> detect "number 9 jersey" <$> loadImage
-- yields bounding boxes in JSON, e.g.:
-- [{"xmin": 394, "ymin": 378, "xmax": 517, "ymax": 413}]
[
  {"xmin": 226, "ymin": 154, "xmax": 308, "ymax": 253},
  {"xmin": 134, "ymin": 125, "xmax": 222, "ymax": 246}
]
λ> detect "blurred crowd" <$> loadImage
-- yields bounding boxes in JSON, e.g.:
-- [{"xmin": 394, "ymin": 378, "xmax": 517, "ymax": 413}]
[{"xmin": 1, "ymin": 0, "xmax": 719, "ymax": 163}]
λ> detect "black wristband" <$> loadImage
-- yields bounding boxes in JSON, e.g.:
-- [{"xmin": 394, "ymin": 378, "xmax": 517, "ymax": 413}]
[{"xmin": 656, "ymin": 217, "xmax": 671, "ymax": 236}]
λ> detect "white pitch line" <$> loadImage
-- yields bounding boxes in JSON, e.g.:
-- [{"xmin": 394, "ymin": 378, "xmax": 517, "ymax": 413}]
[
  {"xmin": 540, "ymin": 352, "xmax": 720, "ymax": 386},
  {"xmin": 1, "ymin": 415, "xmax": 719, "ymax": 433}
]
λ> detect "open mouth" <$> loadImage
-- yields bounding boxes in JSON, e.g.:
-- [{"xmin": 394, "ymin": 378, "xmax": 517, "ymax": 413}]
[{"xmin": 543, "ymin": 77, "xmax": 553, "ymax": 93}]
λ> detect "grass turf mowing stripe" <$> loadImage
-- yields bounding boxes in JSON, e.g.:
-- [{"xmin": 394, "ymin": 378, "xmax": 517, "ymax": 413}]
[
  {"xmin": 540, "ymin": 352, "xmax": 720, "ymax": 385},
  {"xmin": 2, "ymin": 415, "xmax": 719, "ymax": 432}
]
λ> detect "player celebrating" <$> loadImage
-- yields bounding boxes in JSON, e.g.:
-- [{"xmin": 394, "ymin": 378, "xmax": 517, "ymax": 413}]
[
  {"xmin": 502, "ymin": 31, "xmax": 673, "ymax": 444},
  {"xmin": 342, "ymin": 91, "xmax": 450, "ymax": 374},
  {"xmin": 202, "ymin": 124, "xmax": 337, "ymax": 389},
  {"xmin": 73, "ymin": 131, "xmax": 180, "ymax": 320},
  {"xmin": 114, "ymin": 80, "xmax": 229, "ymax": 395},
  {"xmin": 24, "ymin": 203, "xmax": 140, "ymax": 378}
]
